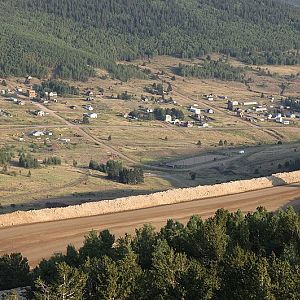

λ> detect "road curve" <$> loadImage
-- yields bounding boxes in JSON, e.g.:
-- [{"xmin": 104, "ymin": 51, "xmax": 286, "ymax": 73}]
[{"xmin": 0, "ymin": 184, "xmax": 300, "ymax": 267}]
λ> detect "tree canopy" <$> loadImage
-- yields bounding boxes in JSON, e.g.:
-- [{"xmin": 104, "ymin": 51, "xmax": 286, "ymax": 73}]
[
  {"xmin": 1, "ymin": 207, "xmax": 300, "ymax": 299},
  {"xmin": 0, "ymin": 0, "xmax": 299, "ymax": 80}
]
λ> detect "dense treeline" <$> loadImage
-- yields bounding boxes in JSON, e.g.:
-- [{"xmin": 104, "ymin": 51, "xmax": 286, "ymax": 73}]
[
  {"xmin": 241, "ymin": 50, "xmax": 300, "ymax": 65},
  {"xmin": 0, "ymin": 146, "xmax": 14, "ymax": 165},
  {"xmin": 33, "ymin": 80, "xmax": 80, "ymax": 97},
  {"xmin": 282, "ymin": 97, "xmax": 300, "ymax": 111},
  {"xmin": 154, "ymin": 107, "xmax": 185, "ymax": 120},
  {"xmin": 176, "ymin": 61, "xmax": 246, "ymax": 82},
  {"xmin": 1, "ymin": 207, "xmax": 299, "ymax": 299},
  {"xmin": 42, "ymin": 156, "xmax": 61, "ymax": 166},
  {"xmin": 19, "ymin": 153, "xmax": 39, "ymax": 169},
  {"xmin": 0, "ymin": 0, "xmax": 299, "ymax": 80},
  {"xmin": 129, "ymin": 107, "xmax": 184, "ymax": 121},
  {"xmin": 89, "ymin": 160, "xmax": 144, "ymax": 185}
]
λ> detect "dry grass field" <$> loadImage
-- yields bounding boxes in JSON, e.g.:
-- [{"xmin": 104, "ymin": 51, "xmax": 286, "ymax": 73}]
[{"xmin": 0, "ymin": 56, "xmax": 299, "ymax": 211}]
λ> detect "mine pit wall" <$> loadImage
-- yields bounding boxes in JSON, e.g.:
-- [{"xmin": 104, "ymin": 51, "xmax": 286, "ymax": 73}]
[{"xmin": 1, "ymin": 171, "xmax": 300, "ymax": 228}]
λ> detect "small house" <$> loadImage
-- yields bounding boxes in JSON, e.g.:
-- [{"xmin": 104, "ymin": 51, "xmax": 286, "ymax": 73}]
[
  {"xmin": 30, "ymin": 130, "xmax": 44, "ymax": 137},
  {"xmin": 241, "ymin": 101, "xmax": 258, "ymax": 106},
  {"xmin": 227, "ymin": 100, "xmax": 239, "ymax": 110},
  {"xmin": 27, "ymin": 89, "xmax": 37, "ymax": 99},
  {"xmin": 85, "ymin": 112, "xmax": 98, "ymax": 119},
  {"xmin": 205, "ymin": 94, "xmax": 214, "ymax": 101},
  {"xmin": 165, "ymin": 114, "xmax": 172, "ymax": 122},
  {"xmin": 84, "ymin": 105, "xmax": 94, "ymax": 111},
  {"xmin": 35, "ymin": 110, "xmax": 45, "ymax": 117},
  {"xmin": 60, "ymin": 138, "xmax": 71, "ymax": 143}
]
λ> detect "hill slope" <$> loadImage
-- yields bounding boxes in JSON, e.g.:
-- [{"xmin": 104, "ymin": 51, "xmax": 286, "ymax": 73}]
[{"xmin": 0, "ymin": 0, "xmax": 299, "ymax": 80}]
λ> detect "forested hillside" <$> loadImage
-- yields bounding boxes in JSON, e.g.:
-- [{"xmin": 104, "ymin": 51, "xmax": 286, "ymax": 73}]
[
  {"xmin": 0, "ymin": 0, "xmax": 299, "ymax": 80},
  {"xmin": 0, "ymin": 208, "xmax": 299, "ymax": 299},
  {"xmin": 279, "ymin": 0, "xmax": 300, "ymax": 7}
]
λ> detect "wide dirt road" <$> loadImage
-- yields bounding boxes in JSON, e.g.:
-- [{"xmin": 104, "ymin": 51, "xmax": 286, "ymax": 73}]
[{"xmin": 0, "ymin": 184, "xmax": 300, "ymax": 267}]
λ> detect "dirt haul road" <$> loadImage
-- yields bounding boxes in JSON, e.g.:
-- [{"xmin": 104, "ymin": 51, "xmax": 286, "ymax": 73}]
[{"xmin": 0, "ymin": 184, "xmax": 300, "ymax": 267}]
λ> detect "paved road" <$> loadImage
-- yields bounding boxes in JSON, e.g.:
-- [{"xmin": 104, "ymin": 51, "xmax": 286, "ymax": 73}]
[{"xmin": 0, "ymin": 184, "xmax": 299, "ymax": 267}]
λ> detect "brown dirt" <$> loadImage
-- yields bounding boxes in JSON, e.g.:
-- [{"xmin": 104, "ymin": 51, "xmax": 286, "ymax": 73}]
[{"xmin": 0, "ymin": 183, "xmax": 299, "ymax": 267}]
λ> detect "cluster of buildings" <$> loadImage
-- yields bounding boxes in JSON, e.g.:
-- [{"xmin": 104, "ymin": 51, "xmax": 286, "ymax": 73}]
[
  {"xmin": 6, "ymin": 97, "xmax": 25, "ymax": 106},
  {"xmin": 227, "ymin": 98, "xmax": 299, "ymax": 125},
  {"xmin": 187, "ymin": 104, "xmax": 214, "ymax": 128},
  {"xmin": 30, "ymin": 130, "xmax": 53, "ymax": 137}
]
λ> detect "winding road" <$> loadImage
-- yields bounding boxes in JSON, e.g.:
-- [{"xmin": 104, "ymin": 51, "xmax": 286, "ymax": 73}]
[{"xmin": 0, "ymin": 183, "xmax": 299, "ymax": 267}]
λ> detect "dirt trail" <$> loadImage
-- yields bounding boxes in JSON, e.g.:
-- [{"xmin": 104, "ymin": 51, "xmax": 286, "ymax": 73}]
[{"xmin": 0, "ymin": 183, "xmax": 299, "ymax": 267}]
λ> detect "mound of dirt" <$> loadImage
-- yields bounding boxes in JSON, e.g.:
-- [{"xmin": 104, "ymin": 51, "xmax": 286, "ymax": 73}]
[{"xmin": 0, "ymin": 171, "xmax": 300, "ymax": 228}]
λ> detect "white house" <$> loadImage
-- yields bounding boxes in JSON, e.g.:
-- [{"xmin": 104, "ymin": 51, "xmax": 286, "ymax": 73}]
[
  {"xmin": 190, "ymin": 107, "xmax": 201, "ymax": 115},
  {"xmin": 30, "ymin": 130, "xmax": 44, "ymax": 137},
  {"xmin": 36, "ymin": 110, "xmax": 45, "ymax": 117},
  {"xmin": 241, "ymin": 101, "xmax": 258, "ymax": 106},
  {"xmin": 206, "ymin": 94, "xmax": 214, "ymax": 101},
  {"xmin": 85, "ymin": 112, "xmax": 98, "ymax": 119},
  {"xmin": 165, "ymin": 114, "xmax": 172, "ymax": 122},
  {"xmin": 44, "ymin": 131, "xmax": 53, "ymax": 136},
  {"xmin": 84, "ymin": 105, "xmax": 94, "ymax": 111},
  {"xmin": 199, "ymin": 122, "xmax": 209, "ymax": 128},
  {"xmin": 255, "ymin": 107, "xmax": 267, "ymax": 112},
  {"xmin": 60, "ymin": 138, "xmax": 71, "ymax": 143}
]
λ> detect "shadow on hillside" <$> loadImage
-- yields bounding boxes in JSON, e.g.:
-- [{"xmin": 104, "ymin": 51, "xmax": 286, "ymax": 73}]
[{"xmin": 0, "ymin": 188, "xmax": 165, "ymax": 214}]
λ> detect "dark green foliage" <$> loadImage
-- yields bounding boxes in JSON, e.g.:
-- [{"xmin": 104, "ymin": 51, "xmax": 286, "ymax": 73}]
[
  {"xmin": 89, "ymin": 159, "xmax": 144, "ymax": 184},
  {"xmin": 117, "ymin": 91, "xmax": 132, "ymax": 101},
  {"xmin": 3, "ymin": 207, "xmax": 300, "ymax": 298},
  {"xmin": 242, "ymin": 50, "xmax": 300, "ymax": 65},
  {"xmin": 0, "ymin": 0, "xmax": 299, "ymax": 81},
  {"xmin": 106, "ymin": 160, "xmax": 123, "ymax": 180},
  {"xmin": 35, "ymin": 262, "xmax": 87, "ymax": 300},
  {"xmin": 79, "ymin": 230, "xmax": 115, "ymax": 261},
  {"xmin": 119, "ymin": 167, "xmax": 144, "ymax": 184},
  {"xmin": 19, "ymin": 152, "xmax": 39, "ymax": 169},
  {"xmin": 177, "ymin": 60, "xmax": 246, "ymax": 82},
  {"xmin": 0, "ymin": 146, "xmax": 14, "ymax": 165},
  {"xmin": 144, "ymin": 83, "xmax": 164, "ymax": 95},
  {"xmin": 282, "ymin": 97, "xmax": 300, "ymax": 111},
  {"xmin": 89, "ymin": 160, "xmax": 99, "ymax": 171},
  {"xmin": 33, "ymin": 80, "xmax": 79, "ymax": 97},
  {"xmin": 0, "ymin": 253, "xmax": 31, "ymax": 290},
  {"xmin": 43, "ymin": 156, "xmax": 61, "ymax": 166},
  {"xmin": 190, "ymin": 172, "xmax": 197, "ymax": 180},
  {"xmin": 153, "ymin": 107, "xmax": 184, "ymax": 121}
]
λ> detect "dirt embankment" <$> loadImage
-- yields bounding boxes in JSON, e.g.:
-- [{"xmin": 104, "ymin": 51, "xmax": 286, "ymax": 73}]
[{"xmin": 1, "ymin": 171, "xmax": 300, "ymax": 228}]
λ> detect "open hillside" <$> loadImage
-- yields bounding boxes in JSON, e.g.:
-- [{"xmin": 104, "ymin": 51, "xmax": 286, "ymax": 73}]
[{"xmin": 0, "ymin": 0, "xmax": 300, "ymax": 80}]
